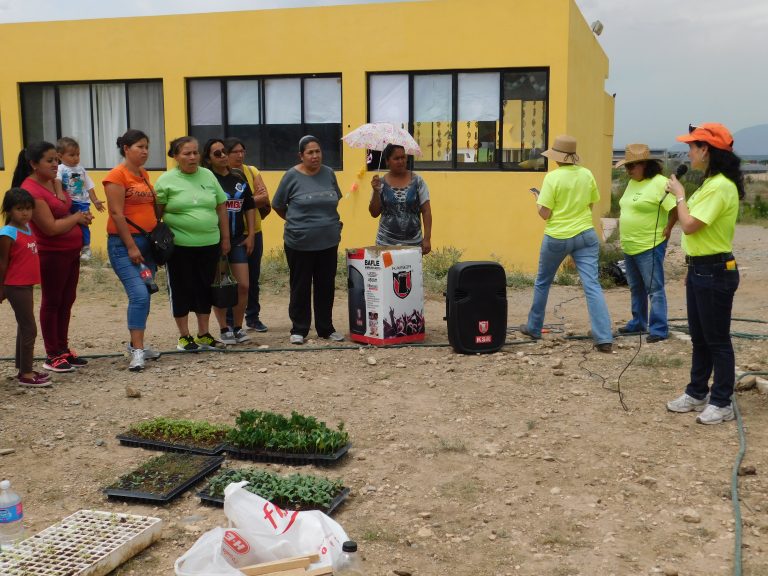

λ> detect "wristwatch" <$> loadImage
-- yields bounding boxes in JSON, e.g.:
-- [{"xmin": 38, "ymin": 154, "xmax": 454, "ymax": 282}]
[{"xmin": 676, "ymin": 196, "xmax": 685, "ymax": 205}]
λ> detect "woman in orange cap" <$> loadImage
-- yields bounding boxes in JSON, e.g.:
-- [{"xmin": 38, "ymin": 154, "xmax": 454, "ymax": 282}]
[{"xmin": 665, "ymin": 123, "xmax": 744, "ymax": 425}]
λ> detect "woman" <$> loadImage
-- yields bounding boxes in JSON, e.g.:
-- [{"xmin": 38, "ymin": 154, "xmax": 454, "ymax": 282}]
[
  {"xmin": 224, "ymin": 137, "xmax": 271, "ymax": 332},
  {"xmin": 155, "ymin": 136, "xmax": 230, "ymax": 351},
  {"xmin": 202, "ymin": 138, "xmax": 255, "ymax": 344},
  {"xmin": 519, "ymin": 134, "xmax": 613, "ymax": 352},
  {"xmin": 272, "ymin": 135, "xmax": 343, "ymax": 345},
  {"xmin": 665, "ymin": 123, "xmax": 742, "ymax": 425},
  {"xmin": 11, "ymin": 142, "xmax": 92, "ymax": 373},
  {"xmin": 615, "ymin": 143, "xmax": 677, "ymax": 343},
  {"xmin": 369, "ymin": 144, "xmax": 432, "ymax": 254},
  {"xmin": 103, "ymin": 129, "xmax": 162, "ymax": 371}
]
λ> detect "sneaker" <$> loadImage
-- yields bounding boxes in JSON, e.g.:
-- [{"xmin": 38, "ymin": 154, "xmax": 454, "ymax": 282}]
[
  {"xmin": 127, "ymin": 343, "xmax": 161, "ymax": 360},
  {"xmin": 596, "ymin": 343, "xmax": 613, "ymax": 353},
  {"xmin": 617, "ymin": 326, "xmax": 645, "ymax": 335},
  {"xmin": 63, "ymin": 349, "xmax": 88, "ymax": 367},
  {"xmin": 697, "ymin": 403, "xmax": 735, "ymax": 425},
  {"xmin": 234, "ymin": 328, "xmax": 250, "ymax": 343},
  {"xmin": 322, "ymin": 331, "xmax": 345, "ymax": 342},
  {"xmin": 128, "ymin": 348, "xmax": 145, "ymax": 372},
  {"xmin": 290, "ymin": 334, "xmax": 305, "ymax": 345},
  {"xmin": 195, "ymin": 333, "xmax": 217, "ymax": 350},
  {"xmin": 80, "ymin": 246, "xmax": 92, "ymax": 261},
  {"xmin": 667, "ymin": 393, "xmax": 708, "ymax": 413},
  {"xmin": 218, "ymin": 330, "xmax": 237, "ymax": 345},
  {"xmin": 518, "ymin": 324, "xmax": 541, "ymax": 340},
  {"xmin": 43, "ymin": 355, "xmax": 75, "ymax": 373},
  {"xmin": 247, "ymin": 320, "xmax": 268, "ymax": 333},
  {"xmin": 177, "ymin": 335, "xmax": 199, "ymax": 352},
  {"xmin": 646, "ymin": 335, "xmax": 667, "ymax": 344},
  {"xmin": 17, "ymin": 373, "xmax": 53, "ymax": 387},
  {"xmin": 17, "ymin": 370, "xmax": 51, "ymax": 382}
]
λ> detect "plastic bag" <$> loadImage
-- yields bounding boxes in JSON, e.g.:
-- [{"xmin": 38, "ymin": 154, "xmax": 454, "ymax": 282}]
[{"xmin": 175, "ymin": 481, "xmax": 347, "ymax": 575}]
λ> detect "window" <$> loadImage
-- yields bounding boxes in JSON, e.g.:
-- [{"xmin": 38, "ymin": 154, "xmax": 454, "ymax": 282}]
[
  {"xmin": 0, "ymin": 112, "xmax": 4, "ymax": 169},
  {"xmin": 188, "ymin": 75, "xmax": 342, "ymax": 170},
  {"xmin": 20, "ymin": 81, "xmax": 166, "ymax": 170},
  {"xmin": 368, "ymin": 69, "xmax": 548, "ymax": 171}
]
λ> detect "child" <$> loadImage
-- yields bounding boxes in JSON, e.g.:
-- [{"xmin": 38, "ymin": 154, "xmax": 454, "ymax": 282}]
[
  {"xmin": 56, "ymin": 137, "xmax": 105, "ymax": 261},
  {"xmin": 0, "ymin": 188, "xmax": 49, "ymax": 387}
]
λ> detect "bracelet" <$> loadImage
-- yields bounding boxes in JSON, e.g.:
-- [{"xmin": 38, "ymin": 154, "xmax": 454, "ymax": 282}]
[{"xmin": 676, "ymin": 196, "xmax": 685, "ymax": 205}]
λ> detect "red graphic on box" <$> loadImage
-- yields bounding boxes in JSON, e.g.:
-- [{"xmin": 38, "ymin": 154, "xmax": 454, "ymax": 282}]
[{"xmin": 393, "ymin": 270, "xmax": 412, "ymax": 299}]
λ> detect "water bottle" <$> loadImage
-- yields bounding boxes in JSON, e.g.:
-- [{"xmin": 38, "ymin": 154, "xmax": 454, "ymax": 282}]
[
  {"xmin": 0, "ymin": 480, "xmax": 24, "ymax": 550},
  {"xmin": 335, "ymin": 540, "xmax": 364, "ymax": 575},
  {"xmin": 138, "ymin": 263, "xmax": 159, "ymax": 294}
]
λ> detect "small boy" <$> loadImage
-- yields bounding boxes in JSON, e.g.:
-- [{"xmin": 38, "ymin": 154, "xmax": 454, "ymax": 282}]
[{"xmin": 56, "ymin": 137, "xmax": 105, "ymax": 261}]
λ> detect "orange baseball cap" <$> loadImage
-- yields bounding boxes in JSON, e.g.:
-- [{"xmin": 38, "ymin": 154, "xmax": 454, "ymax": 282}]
[{"xmin": 676, "ymin": 123, "xmax": 734, "ymax": 152}]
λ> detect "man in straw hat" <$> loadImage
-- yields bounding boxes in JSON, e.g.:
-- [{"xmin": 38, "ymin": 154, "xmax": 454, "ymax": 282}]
[
  {"xmin": 520, "ymin": 134, "xmax": 613, "ymax": 352},
  {"xmin": 614, "ymin": 143, "xmax": 677, "ymax": 344}
]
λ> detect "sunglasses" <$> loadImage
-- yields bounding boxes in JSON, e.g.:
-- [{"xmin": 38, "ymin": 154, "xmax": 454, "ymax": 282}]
[{"xmin": 212, "ymin": 149, "xmax": 228, "ymax": 158}]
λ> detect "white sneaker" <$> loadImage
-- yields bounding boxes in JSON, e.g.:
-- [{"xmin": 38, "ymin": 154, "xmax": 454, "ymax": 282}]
[
  {"xmin": 80, "ymin": 246, "xmax": 92, "ymax": 261},
  {"xmin": 697, "ymin": 404, "xmax": 735, "ymax": 425},
  {"xmin": 127, "ymin": 343, "xmax": 160, "ymax": 360},
  {"xmin": 234, "ymin": 328, "xmax": 250, "ymax": 343},
  {"xmin": 290, "ymin": 334, "xmax": 304, "ymax": 345},
  {"xmin": 128, "ymin": 348, "xmax": 145, "ymax": 372},
  {"xmin": 218, "ymin": 330, "xmax": 237, "ymax": 345},
  {"xmin": 666, "ymin": 393, "xmax": 708, "ymax": 413},
  {"xmin": 323, "ymin": 331, "xmax": 345, "ymax": 342}
]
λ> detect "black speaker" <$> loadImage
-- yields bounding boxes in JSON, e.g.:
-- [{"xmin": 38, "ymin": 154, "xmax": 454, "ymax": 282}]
[
  {"xmin": 445, "ymin": 261, "xmax": 507, "ymax": 354},
  {"xmin": 347, "ymin": 265, "xmax": 366, "ymax": 335}
]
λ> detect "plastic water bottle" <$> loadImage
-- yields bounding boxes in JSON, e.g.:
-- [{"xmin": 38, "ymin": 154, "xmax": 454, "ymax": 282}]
[
  {"xmin": 0, "ymin": 480, "xmax": 24, "ymax": 550},
  {"xmin": 138, "ymin": 263, "xmax": 159, "ymax": 294},
  {"xmin": 335, "ymin": 540, "xmax": 364, "ymax": 575}
]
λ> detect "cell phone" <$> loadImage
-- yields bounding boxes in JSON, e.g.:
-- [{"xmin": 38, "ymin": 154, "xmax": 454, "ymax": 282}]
[{"xmin": 529, "ymin": 187, "xmax": 540, "ymax": 197}]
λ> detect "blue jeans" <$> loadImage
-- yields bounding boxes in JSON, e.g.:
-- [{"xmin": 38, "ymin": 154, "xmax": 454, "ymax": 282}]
[
  {"xmin": 526, "ymin": 229, "xmax": 613, "ymax": 344},
  {"xmin": 71, "ymin": 200, "xmax": 91, "ymax": 246},
  {"xmin": 623, "ymin": 241, "xmax": 669, "ymax": 337},
  {"xmin": 107, "ymin": 235, "xmax": 157, "ymax": 330},
  {"xmin": 684, "ymin": 261, "xmax": 739, "ymax": 407}
]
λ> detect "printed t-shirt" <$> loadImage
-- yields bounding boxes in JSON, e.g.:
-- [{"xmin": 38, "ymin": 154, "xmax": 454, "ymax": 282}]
[
  {"xmin": 155, "ymin": 167, "xmax": 227, "ymax": 247},
  {"xmin": 57, "ymin": 163, "xmax": 95, "ymax": 204},
  {"xmin": 272, "ymin": 166, "xmax": 342, "ymax": 251},
  {"xmin": 22, "ymin": 177, "xmax": 83, "ymax": 251},
  {"xmin": 619, "ymin": 174, "xmax": 675, "ymax": 255},
  {"xmin": 213, "ymin": 170, "xmax": 255, "ymax": 241},
  {"xmin": 241, "ymin": 165, "xmax": 264, "ymax": 234},
  {"xmin": 537, "ymin": 165, "xmax": 599, "ymax": 239},
  {"xmin": 103, "ymin": 164, "xmax": 157, "ymax": 235},
  {"xmin": 681, "ymin": 173, "xmax": 739, "ymax": 257},
  {"xmin": 0, "ymin": 225, "xmax": 41, "ymax": 285},
  {"xmin": 376, "ymin": 172, "xmax": 430, "ymax": 246}
]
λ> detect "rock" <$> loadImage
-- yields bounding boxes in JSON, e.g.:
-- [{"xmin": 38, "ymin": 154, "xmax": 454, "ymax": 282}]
[
  {"xmin": 54, "ymin": 430, "xmax": 66, "ymax": 439},
  {"xmin": 552, "ymin": 369, "xmax": 565, "ymax": 376},
  {"xmin": 0, "ymin": 448, "xmax": 15, "ymax": 456},
  {"xmin": 620, "ymin": 452, "xmax": 630, "ymax": 458},
  {"xmin": 638, "ymin": 476, "xmax": 658, "ymax": 488},
  {"xmin": 257, "ymin": 368, "xmax": 268, "ymax": 373},
  {"xmin": 756, "ymin": 377, "xmax": 768, "ymax": 394},
  {"xmin": 418, "ymin": 512, "xmax": 431, "ymax": 519},
  {"xmin": 551, "ymin": 357, "xmax": 563, "ymax": 369},
  {"xmin": 542, "ymin": 454, "xmax": 556, "ymax": 462},
  {"xmin": 393, "ymin": 570, "xmax": 413, "ymax": 576},
  {"xmin": 736, "ymin": 375, "xmax": 757, "ymax": 391},
  {"xmin": 738, "ymin": 465, "xmax": 757, "ymax": 476},
  {"xmin": 395, "ymin": 363, "xmax": 406, "ymax": 369},
  {"xmin": 125, "ymin": 386, "xmax": 142, "ymax": 398},
  {"xmin": 550, "ymin": 487, "xmax": 561, "ymax": 495},
  {"xmin": 682, "ymin": 509, "xmax": 701, "ymax": 523},
  {"xmin": 416, "ymin": 527, "xmax": 433, "ymax": 538},
  {"xmin": 663, "ymin": 567, "xmax": 679, "ymax": 576},
  {"xmin": 95, "ymin": 439, "xmax": 106, "ymax": 447},
  {"xmin": 366, "ymin": 356, "xmax": 377, "ymax": 366}
]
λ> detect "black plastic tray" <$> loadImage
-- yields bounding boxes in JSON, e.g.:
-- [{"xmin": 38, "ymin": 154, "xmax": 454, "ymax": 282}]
[
  {"xmin": 104, "ymin": 454, "xmax": 225, "ymax": 504},
  {"xmin": 198, "ymin": 485, "xmax": 350, "ymax": 515},
  {"xmin": 224, "ymin": 442, "xmax": 351, "ymax": 465},
  {"xmin": 116, "ymin": 432, "xmax": 227, "ymax": 455}
]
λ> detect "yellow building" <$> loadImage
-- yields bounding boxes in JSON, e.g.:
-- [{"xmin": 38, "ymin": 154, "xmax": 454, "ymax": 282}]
[{"xmin": 0, "ymin": 0, "xmax": 613, "ymax": 270}]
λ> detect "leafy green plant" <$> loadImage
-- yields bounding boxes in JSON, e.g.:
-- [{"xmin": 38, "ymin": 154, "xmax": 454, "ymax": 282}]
[
  {"xmin": 227, "ymin": 410, "xmax": 349, "ymax": 454},
  {"xmin": 127, "ymin": 418, "xmax": 230, "ymax": 448},
  {"xmin": 106, "ymin": 453, "xmax": 217, "ymax": 494},
  {"xmin": 206, "ymin": 468, "xmax": 345, "ymax": 510}
]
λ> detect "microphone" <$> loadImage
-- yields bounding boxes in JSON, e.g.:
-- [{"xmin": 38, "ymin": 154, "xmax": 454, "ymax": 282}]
[{"xmin": 675, "ymin": 164, "xmax": 688, "ymax": 180}]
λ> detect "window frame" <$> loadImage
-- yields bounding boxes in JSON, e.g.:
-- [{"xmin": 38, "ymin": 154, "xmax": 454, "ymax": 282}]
[
  {"xmin": 367, "ymin": 67, "xmax": 550, "ymax": 172},
  {"xmin": 186, "ymin": 73, "xmax": 343, "ymax": 171},
  {"xmin": 19, "ymin": 79, "xmax": 166, "ymax": 170}
]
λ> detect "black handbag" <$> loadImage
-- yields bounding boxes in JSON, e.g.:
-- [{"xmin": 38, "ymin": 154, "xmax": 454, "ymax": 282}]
[
  {"xmin": 124, "ymin": 178, "xmax": 175, "ymax": 265},
  {"xmin": 211, "ymin": 256, "xmax": 238, "ymax": 309}
]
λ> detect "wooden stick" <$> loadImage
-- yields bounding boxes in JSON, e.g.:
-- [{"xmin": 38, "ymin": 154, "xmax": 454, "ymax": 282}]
[
  {"xmin": 305, "ymin": 566, "xmax": 334, "ymax": 576},
  {"xmin": 239, "ymin": 554, "xmax": 321, "ymax": 576}
]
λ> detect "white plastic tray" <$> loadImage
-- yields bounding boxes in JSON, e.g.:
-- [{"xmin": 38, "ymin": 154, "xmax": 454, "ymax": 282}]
[{"xmin": 0, "ymin": 509, "xmax": 163, "ymax": 575}]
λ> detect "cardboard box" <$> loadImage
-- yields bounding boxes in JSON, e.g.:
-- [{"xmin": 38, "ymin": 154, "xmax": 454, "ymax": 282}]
[{"xmin": 346, "ymin": 246, "xmax": 425, "ymax": 345}]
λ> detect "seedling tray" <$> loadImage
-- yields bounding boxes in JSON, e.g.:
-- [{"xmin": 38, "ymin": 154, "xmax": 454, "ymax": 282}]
[
  {"xmin": 104, "ymin": 453, "xmax": 224, "ymax": 504},
  {"xmin": 198, "ymin": 485, "xmax": 350, "ymax": 515},
  {"xmin": 225, "ymin": 442, "xmax": 351, "ymax": 465},
  {"xmin": 0, "ymin": 509, "xmax": 162, "ymax": 576},
  {"xmin": 116, "ymin": 432, "xmax": 227, "ymax": 455}
]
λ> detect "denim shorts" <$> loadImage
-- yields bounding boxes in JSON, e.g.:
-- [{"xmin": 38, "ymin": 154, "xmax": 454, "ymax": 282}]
[{"xmin": 228, "ymin": 242, "xmax": 248, "ymax": 264}]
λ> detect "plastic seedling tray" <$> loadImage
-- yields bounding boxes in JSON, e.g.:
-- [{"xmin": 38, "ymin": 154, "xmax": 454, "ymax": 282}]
[
  {"xmin": 0, "ymin": 509, "xmax": 162, "ymax": 576},
  {"xmin": 198, "ymin": 485, "xmax": 350, "ymax": 515},
  {"xmin": 116, "ymin": 432, "xmax": 227, "ymax": 455},
  {"xmin": 225, "ymin": 442, "xmax": 351, "ymax": 465},
  {"xmin": 104, "ymin": 453, "xmax": 224, "ymax": 504}
]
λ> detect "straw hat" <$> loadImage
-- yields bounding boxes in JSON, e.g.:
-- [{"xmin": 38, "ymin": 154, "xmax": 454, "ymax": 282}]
[
  {"xmin": 614, "ymin": 143, "xmax": 662, "ymax": 168},
  {"xmin": 541, "ymin": 135, "xmax": 579, "ymax": 164}
]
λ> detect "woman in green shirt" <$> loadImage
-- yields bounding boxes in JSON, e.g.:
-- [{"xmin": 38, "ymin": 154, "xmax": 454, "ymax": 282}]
[{"xmin": 665, "ymin": 123, "xmax": 743, "ymax": 425}]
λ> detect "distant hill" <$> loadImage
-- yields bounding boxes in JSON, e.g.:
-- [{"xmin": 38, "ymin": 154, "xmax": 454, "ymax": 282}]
[{"xmin": 733, "ymin": 124, "xmax": 768, "ymax": 156}]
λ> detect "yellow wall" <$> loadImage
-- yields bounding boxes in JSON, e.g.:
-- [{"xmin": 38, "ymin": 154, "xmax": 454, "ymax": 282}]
[{"xmin": 0, "ymin": 0, "xmax": 612, "ymax": 271}]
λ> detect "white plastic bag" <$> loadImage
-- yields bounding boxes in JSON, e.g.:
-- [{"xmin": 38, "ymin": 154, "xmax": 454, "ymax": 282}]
[{"xmin": 175, "ymin": 481, "xmax": 348, "ymax": 575}]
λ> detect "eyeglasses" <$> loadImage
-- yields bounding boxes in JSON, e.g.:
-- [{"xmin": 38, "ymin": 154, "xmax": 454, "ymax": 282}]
[{"xmin": 212, "ymin": 150, "xmax": 228, "ymax": 158}]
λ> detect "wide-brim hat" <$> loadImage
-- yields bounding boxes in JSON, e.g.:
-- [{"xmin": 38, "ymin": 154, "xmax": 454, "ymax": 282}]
[
  {"xmin": 541, "ymin": 135, "xmax": 579, "ymax": 164},
  {"xmin": 676, "ymin": 123, "xmax": 734, "ymax": 152},
  {"xmin": 614, "ymin": 143, "xmax": 663, "ymax": 168}
]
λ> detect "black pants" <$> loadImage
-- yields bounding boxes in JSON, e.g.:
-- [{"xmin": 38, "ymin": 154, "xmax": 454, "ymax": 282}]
[
  {"xmin": 5, "ymin": 286, "xmax": 37, "ymax": 374},
  {"xmin": 167, "ymin": 244, "xmax": 220, "ymax": 318},
  {"xmin": 284, "ymin": 244, "xmax": 337, "ymax": 337}
]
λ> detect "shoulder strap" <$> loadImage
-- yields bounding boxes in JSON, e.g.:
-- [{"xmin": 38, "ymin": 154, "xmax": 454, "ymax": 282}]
[
  {"xmin": 124, "ymin": 216, "xmax": 150, "ymax": 236},
  {"xmin": 141, "ymin": 175, "xmax": 161, "ymax": 221}
]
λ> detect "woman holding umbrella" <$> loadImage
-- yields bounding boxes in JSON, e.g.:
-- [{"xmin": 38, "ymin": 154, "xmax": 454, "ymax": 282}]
[{"xmin": 369, "ymin": 144, "xmax": 432, "ymax": 254}]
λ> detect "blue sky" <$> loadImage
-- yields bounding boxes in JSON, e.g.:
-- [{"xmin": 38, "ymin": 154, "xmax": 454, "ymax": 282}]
[{"xmin": 1, "ymin": 0, "xmax": 765, "ymax": 149}]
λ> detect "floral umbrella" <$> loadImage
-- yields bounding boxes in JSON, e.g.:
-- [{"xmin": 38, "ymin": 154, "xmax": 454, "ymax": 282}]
[{"xmin": 342, "ymin": 122, "xmax": 421, "ymax": 156}]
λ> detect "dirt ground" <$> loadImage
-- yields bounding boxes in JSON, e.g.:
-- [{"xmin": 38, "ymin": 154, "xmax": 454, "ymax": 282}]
[{"xmin": 2, "ymin": 224, "xmax": 768, "ymax": 576}]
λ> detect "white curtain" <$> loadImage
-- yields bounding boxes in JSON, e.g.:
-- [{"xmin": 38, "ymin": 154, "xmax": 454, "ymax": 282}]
[
  {"xmin": 128, "ymin": 82, "xmax": 166, "ymax": 169},
  {"xmin": 370, "ymin": 74, "xmax": 408, "ymax": 124},
  {"xmin": 304, "ymin": 77, "xmax": 341, "ymax": 123},
  {"xmin": 414, "ymin": 75, "xmax": 451, "ymax": 121},
  {"xmin": 227, "ymin": 80, "xmax": 260, "ymax": 125},
  {"xmin": 265, "ymin": 78, "xmax": 301, "ymax": 124},
  {"xmin": 59, "ymin": 85, "xmax": 95, "ymax": 168},
  {"xmin": 92, "ymin": 83, "xmax": 127, "ymax": 168},
  {"xmin": 190, "ymin": 80, "xmax": 222, "ymax": 126},
  {"xmin": 40, "ymin": 86, "xmax": 57, "ymax": 143},
  {"xmin": 458, "ymin": 72, "xmax": 500, "ymax": 121}
]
